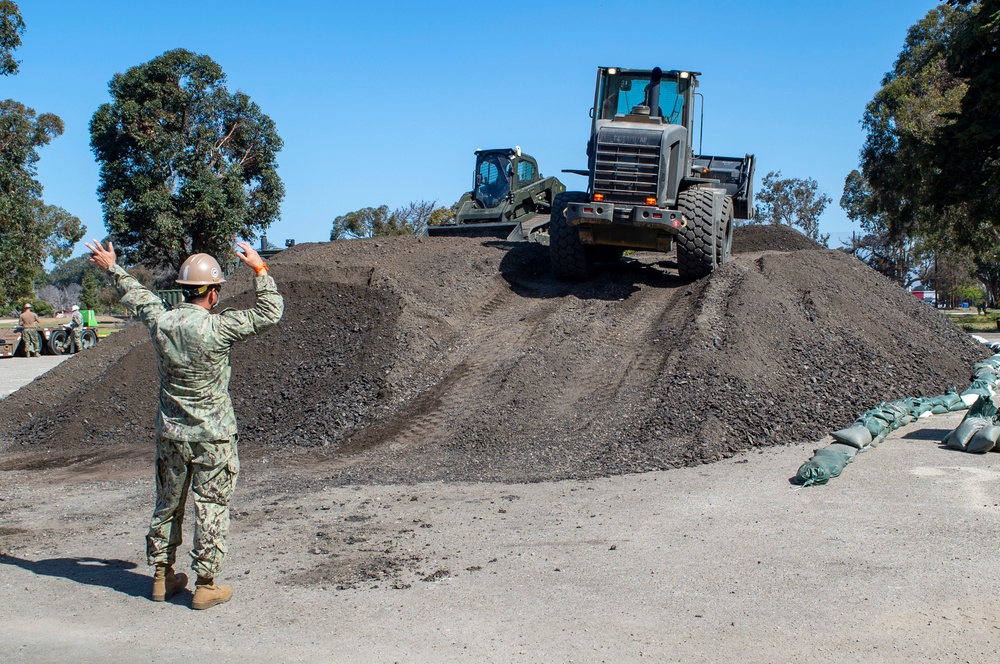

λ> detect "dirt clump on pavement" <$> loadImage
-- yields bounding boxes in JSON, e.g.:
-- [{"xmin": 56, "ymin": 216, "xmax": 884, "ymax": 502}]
[{"xmin": 0, "ymin": 225, "xmax": 988, "ymax": 482}]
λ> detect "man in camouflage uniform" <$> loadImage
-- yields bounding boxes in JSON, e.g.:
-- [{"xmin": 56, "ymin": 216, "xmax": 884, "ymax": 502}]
[
  {"xmin": 68, "ymin": 305, "xmax": 83, "ymax": 353},
  {"xmin": 86, "ymin": 239, "xmax": 283, "ymax": 610},
  {"xmin": 18, "ymin": 303, "xmax": 41, "ymax": 357}
]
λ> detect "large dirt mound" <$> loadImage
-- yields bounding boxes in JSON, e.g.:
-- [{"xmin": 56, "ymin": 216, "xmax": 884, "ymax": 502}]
[{"xmin": 0, "ymin": 225, "xmax": 988, "ymax": 482}]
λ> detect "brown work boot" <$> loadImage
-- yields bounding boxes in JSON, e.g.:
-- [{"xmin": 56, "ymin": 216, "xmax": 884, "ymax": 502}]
[
  {"xmin": 151, "ymin": 565, "xmax": 188, "ymax": 602},
  {"xmin": 191, "ymin": 576, "xmax": 233, "ymax": 610}
]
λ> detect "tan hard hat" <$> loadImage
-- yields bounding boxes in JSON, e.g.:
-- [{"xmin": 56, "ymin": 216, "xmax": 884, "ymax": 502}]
[
  {"xmin": 72, "ymin": 305, "xmax": 79, "ymax": 311},
  {"xmin": 24, "ymin": 303, "xmax": 31, "ymax": 309},
  {"xmin": 176, "ymin": 254, "xmax": 227, "ymax": 286}
]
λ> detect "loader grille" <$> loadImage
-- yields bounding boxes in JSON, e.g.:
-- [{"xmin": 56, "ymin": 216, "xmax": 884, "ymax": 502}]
[{"xmin": 594, "ymin": 134, "xmax": 661, "ymax": 206}]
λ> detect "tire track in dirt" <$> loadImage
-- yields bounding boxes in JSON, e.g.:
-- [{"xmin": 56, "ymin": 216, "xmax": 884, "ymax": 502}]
[{"xmin": 341, "ymin": 276, "xmax": 561, "ymax": 453}]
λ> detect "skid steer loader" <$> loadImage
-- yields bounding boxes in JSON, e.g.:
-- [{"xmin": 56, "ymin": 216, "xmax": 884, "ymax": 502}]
[{"xmin": 427, "ymin": 147, "xmax": 565, "ymax": 241}]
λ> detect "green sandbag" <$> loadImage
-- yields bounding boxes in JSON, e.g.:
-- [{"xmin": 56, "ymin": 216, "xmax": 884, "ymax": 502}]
[
  {"xmin": 826, "ymin": 442, "xmax": 858, "ymax": 461},
  {"xmin": 973, "ymin": 360, "xmax": 1000, "ymax": 377},
  {"xmin": 795, "ymin": 460, "xmax": 831, "ymax": 486},
  {"xmin": 943, "ymin": 416, "xmax": 991, "ymax": 451},
  {"xmin": 906, "ymin": 397, "xmax": 935, "ymax": 418},
  {"xmin": 962, "ymin": 379, "xmax": 994, "ymax": 400},
  {"xmin": 967, "ymin": 425, "xmax": 1000, "ymax": 454},
  {"xmin": 795, "ymin": 449, "xmax": 850, "ymax": 486},
  {"xmin": 967, "ymin": 394, "xmax": 998, "ymax": 419},
  {"xmin": 830, "ymin": 424, "xmax": 872, "ymax": 449},
  {"xmin": 945, "ymin": 388, "xmax": 968, "ymax": 412},
  {"xmin": 860, "ymin": 408, "xmax": 894, "ymax": 438},
  {"xmin": 884, "ymin": 401, "xmax": 910, "ymax": 419},
  {"xmin": 869, "ymin": 429, "xmax": 889, "ymax": 448}
]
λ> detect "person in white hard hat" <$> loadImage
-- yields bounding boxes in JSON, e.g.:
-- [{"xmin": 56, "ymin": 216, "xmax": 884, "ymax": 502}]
[{"xmin": 68, "ymin": 305, "xmax": 83, "ymax": 353}]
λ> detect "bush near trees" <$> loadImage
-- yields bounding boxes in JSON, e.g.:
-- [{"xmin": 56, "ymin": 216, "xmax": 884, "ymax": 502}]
[
  {"xmin": 90, "ymin": 48, "xmax": 284, "ymax": 271},
  {"xmin": 331, "ymin": 201, "xmax": 446, "ymax": 239},
  {"xmin": 28, "ymin": 298, "xmax": 52, "ymax": 316},
  {"xmin": 750, "ymin": 171, "xmax": 832, "ymax": 246}
]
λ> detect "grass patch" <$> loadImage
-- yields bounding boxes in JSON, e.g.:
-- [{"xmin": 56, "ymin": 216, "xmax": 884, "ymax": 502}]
[{"xmin": 946, "ymin": 312, "xmax": 1000, "ymax": 331}]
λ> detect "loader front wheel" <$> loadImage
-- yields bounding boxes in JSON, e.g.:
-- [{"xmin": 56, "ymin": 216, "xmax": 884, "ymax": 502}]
[
  {"xmin": 549, "ymin": 191, "xmax": 594, "ymax": 281},
  {"xmin": 676, "ymin": 188, "xmax": 719, "ymax": 279},
  {"xmin": 716, "ymin": 196, "xmax": 734, "ymax": 266}
]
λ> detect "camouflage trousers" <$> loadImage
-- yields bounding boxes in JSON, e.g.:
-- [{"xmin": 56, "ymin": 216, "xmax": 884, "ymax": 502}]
[
  {"xmin": 146, "ymin": 437, "xmax": 240, "ymax": 578},
  {"xmin": 71, "ymin": 328, "xmax": 82, "ymax": 352},
  {"xmin": 22, "ymin": 329, "xmax": 40, "ymax": 355}
]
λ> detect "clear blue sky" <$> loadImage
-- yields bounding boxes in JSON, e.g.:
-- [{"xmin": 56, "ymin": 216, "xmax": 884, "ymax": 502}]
[{"xmin": 4, "ymin": 0, "xmax": 940, "ymax": 255}]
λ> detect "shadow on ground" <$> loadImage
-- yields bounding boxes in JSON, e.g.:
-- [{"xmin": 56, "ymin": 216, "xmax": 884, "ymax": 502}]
[{"xmin": 0, "ymin": 554, "xmax": 173, "ymax": 601}]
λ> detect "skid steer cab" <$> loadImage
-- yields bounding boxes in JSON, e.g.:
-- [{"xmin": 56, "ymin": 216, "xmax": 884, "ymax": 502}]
[
  {"xmin": 550, "ymin": 66, "xmax": 755, "ymax": 280},
  {"xmin": 426, "ymin": 147, "xmax": 565, "ymax": 241}
]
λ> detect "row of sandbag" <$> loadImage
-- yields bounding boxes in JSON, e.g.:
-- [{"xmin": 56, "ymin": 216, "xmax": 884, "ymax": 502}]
[
  {"xmin": 795, "ymin": 348, "xmax": 1000, "ymax": 486},
  {"xmin": 943, "ymin": 353, "xmax": 1000, "ymax": 453}
]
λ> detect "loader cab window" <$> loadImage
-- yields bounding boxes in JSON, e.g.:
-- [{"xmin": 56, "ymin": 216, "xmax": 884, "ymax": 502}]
[
  {"xmin": 517, "ymin": 159, "xmax": 537, "ymax": 184},
  {"xmin": 476, "ymin": 153, "xmax": 512, "ymax": 208},
  {"xmin": 597, "ymin": 71, "xmax": 688, "ymax": 125}
]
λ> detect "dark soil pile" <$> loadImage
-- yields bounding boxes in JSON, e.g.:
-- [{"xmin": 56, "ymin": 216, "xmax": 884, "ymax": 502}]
[{"xmin": 0, "ymin": 225, "xmax": 989, "ymax": 483}]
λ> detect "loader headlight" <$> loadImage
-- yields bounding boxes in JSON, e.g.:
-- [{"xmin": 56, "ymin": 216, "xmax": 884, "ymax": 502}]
[{"xmin": 607, "ymin": 68, "xmax": 617, "ymax": 75}]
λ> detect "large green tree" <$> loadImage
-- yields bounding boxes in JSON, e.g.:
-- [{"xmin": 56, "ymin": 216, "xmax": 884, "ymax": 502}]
[
  {"xmin": 858, "ymin": 4, "xmax": 968, "ymax": 241},
  {"xmin": 753, "ymin": 170, "xmax": 832, "ymax": 246},
  {"xmin": 930, "ymin": 0, "xmax": 1000, "ymax": 231},
  {"xmin": 90, "ymin": 49, "xmax": 284, "ymax": 270},
  {"xmin": 0, "ymin": 100, "xmax": 85, "ymax": 310},
  {"xmin": 0, "ymin": 0, "xmax": 24, "ymax": 77},
  {"xmin": 331, "ymin": 201, "xmax": 438, "ymax": 240}
]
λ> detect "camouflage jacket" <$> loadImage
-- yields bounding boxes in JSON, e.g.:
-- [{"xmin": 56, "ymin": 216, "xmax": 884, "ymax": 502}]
[
  {"xmin": 70, "ymin": 311, "xmax": 82, "ymax": 328},
  {"xmin": 109, "ymin": 264, "xmax": 284, "ymax": 442}
]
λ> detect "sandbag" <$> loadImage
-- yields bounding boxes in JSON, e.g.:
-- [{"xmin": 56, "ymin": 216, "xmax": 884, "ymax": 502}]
[
  {"xmin": 795, "ymin": 449, "xmax": 850, "ymax": 486},
  {"xmin": 826, "ymin": 443, "xmax": 858, "ymax": 461},
  {"xmin": 973, "ymin": 359, "xmax": 1000, "ymax": 377},
  {"xmin": 946, "ymin": 389, "xmax": 968, "ymax": 412},
  {"xmin": 905, "ymin": 397, "xmax": 935, "ymax": 418},
  {"xmin": 859, "ymin": 408, "xmax": 894, "ymax": 438},
  {"xmin": 967, "ymin": 425, "xmax": 1000, "ymax": 454},
  {"xmin": 961, "ymin": 378, "xmax": 994, "ymax": 400},
  {"xmin": 967, "ymin": 394, "xmax": 998, "ymax": 419},
  {"xmin": 830, "ymin": 424, "xmax": 872, "ymax": 450},
  {"xmin": 943, "ymin": 416, "xmax": 991, "ymax": 451}
]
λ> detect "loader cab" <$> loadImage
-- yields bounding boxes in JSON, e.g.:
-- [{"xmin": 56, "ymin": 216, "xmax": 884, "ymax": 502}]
[{"xmin": 593, "ymin": 67, "xmax": 698, "ymax": 129}]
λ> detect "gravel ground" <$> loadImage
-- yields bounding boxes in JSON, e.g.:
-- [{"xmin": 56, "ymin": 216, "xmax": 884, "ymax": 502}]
[{"xmin": 1, "ymin": 410, "xmax": 998, "ymax": 663}]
